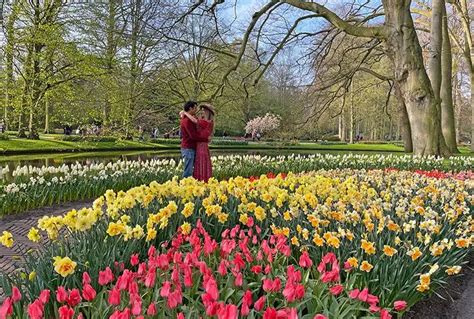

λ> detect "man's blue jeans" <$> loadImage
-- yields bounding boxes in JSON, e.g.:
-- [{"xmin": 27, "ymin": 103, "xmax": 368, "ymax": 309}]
[{"xmin": 181, "ymin": 148, "xmax": 195, "ymax": 178}]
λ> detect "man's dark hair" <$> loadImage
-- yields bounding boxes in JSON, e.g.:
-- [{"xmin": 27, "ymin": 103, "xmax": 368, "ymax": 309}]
[{"xmin": 184, "ymin": 101, "xmax": 198, "ymax": 112}]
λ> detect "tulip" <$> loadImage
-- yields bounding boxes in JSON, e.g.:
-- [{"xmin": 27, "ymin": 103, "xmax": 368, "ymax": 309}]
[
  {"xmin": 39, "ymin": 289, "xmax": 50, "ymax": 304},
  {"xmin": 299, "ymin": 251, "xmax": 313, "ymax": 268},
  {"xmin": 58, "ymin": 305, "xmax": 74, "ymax": 319},
  {"xmin": 147, "ymin": 302, "xmax": 157, "ymax": 315},
  {"xmin": 11, "ymin": 286, "xmax": 21, "ymax": 303},
  {"xmin": 98, "ymin": 267, "xmax": 114, "ymax": 286},
  {"xmin": 393, "ymin": 300, "xmax": 407, "ymax": 311},
  {"xmin": 27, "ymin": 300, "xmax": 44, "ymax": 319},
  {"xmin": 130, "ymin": 254, "xmax": 140, "ymax": 266},
  {"xmin": 380, "ymin": 309, "xmax": 392, "ymax": 319},
  {"xmin": 108, "ymin": 288, "xmax": 121, "ymax": 305},
  {"xmin": 0, "ymin": 297, "xmax": 13, "ymax": 318},
  {"xmin": 329, "ymin": 284, "xmax": 344, "ymax": 296},
  {"xmin": 82, "ymin": 284, "xmax": 96, "ymax": 301},
  {"xmin": 67, "ymin": 289, "xmax": 81, "ymax": 307},
  {"xmin": 254, "ymin": 296, "xmax": 266, "ymax": 311},
  {"xmin": 82, "ymin": 272, "xmax": 91, "ymax": 285},
  {"xmin": 56, "ymin": 286, "xmax": 68, "ymax": 303}
]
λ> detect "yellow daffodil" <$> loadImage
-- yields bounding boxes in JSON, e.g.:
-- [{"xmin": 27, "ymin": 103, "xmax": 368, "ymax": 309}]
[{"xmin": 53, "ymin": 256, "xmax": 77, "ymax": 277}]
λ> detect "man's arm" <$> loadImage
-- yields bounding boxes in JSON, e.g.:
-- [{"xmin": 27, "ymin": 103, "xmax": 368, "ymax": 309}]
[{"xmin": 182, "ymin": 119, "xmax": 208, "ymax": 142}]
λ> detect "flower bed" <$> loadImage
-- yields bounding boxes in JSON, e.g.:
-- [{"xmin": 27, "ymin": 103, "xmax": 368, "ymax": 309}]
[
  {"xmin": 1, "ymin": 168, "xmax": 472, "ymax": 318},
  {"xmin": 1, "ymin": 154, "xmax": 473, "ymax": 216},
  {"xmin": 1, "ymin": 222, "xmax": 400, "ymax": 318}
]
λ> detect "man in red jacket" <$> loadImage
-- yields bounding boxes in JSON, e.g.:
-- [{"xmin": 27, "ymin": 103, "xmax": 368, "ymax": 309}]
[{"xmin": 180, "ymin": 101, "xmax": 200, "ymax": 178}]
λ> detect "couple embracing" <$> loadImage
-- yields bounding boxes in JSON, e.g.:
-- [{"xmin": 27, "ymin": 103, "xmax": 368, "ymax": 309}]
[{"xmin": 180, "ymin": 101, "xmax": 215, "ymax": 182}]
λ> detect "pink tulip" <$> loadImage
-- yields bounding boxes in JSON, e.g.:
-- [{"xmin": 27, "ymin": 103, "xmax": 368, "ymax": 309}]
[
  {"xmin": 130, "ymin": 254, "xmax": 140, "ymax": 266},
  {"xmin": 108, "ymin": 288, "xmax": 121, "ymax": 305},
  {"xmin": 58, "ymin": 305, "xmax": 74, "ymax": 319},
  {"xmin": 82, "ymin": 284, "xmax": 96, "ymax": 301},
  {"xmin": 393, "ymin": 300, "xmax": 407, "ymax": 311},
  {"xmin": 0, "ymin": 297, "xmax": 13, "ymax": 318},
  {"xmin": 82, "ymin": 272, "xmax": 91, "ymax": 285},
  {"xmin": 299, "ymin": 251, "xmax": 313, "ymax": 268},
  {"xmin": 329, "ymin": 284, "xmax": 344, "ymax": 296}
]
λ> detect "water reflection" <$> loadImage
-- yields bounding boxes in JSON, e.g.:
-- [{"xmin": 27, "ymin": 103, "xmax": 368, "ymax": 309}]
[{"xmin": 0, "ymin": 149, "xmax": 297, "ymax": 183}]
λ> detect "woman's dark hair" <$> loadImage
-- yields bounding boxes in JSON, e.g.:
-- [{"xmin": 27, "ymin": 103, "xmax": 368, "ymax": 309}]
[{"xmin": 184, "ymin": 101, "xmax": 198, "ymax": 111}]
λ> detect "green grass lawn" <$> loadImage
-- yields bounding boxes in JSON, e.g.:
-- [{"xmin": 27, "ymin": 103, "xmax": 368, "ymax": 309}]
[{"xmin": 0, "ymin": 133, "xmax": 472, "ymax": 156}]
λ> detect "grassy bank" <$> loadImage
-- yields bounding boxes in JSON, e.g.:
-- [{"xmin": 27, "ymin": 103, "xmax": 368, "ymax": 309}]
[{"xmin": 0, "ymin": 134, "xmax": 472, "ymax": 156}]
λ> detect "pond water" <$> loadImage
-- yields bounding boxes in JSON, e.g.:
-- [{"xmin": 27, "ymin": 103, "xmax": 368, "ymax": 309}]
[{"xmin": 0, "ymin": 148, "xmax": 401, "ymax": 183}]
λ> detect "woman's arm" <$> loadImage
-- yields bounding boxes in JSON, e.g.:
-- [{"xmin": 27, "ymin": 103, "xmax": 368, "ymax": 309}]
[{"xmin": 179, "ymin": 111, "xmax": 198, "ymax": 124}]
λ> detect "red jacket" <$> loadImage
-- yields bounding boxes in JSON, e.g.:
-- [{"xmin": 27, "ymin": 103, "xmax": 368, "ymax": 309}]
[{"xmin": 180, "ymin": 117, "xmax": 208, "ymax": 149}]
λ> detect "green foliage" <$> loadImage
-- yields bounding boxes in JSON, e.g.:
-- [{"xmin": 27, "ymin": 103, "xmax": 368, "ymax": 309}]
[
  {"xmin": 61, "ymin": 136, "xmax": 118, "ymax": 143},
  {"xmin": 0, "ymin": 134, "xmax": 10, "ymax": 141}
]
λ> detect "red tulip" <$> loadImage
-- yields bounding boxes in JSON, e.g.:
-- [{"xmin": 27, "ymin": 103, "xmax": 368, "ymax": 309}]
[
  {"xmin": 11, "ymin": 286, "xmax": 21, "ymax": 303},
  {"xmin": 108, "ymin": 288, "xmax": 121, "ymax": 306},
  {"xmin": 130, "ymin": 254, "xmax": 140, "ymax": 266},
  {"xmin": 82, "ymin": 284, "xmax": 96, "ymax": 301},
  {"xmin": 393, "ymin": 300, "xmax": 407, "ymax": 311},
  {"xmin": 0, "ymin": 297, "xmax": 13, "ymax": 318},
  {"xmin": 263, "ymin": 307, "xmax": 277, "ymax": 319},
  {"xmin": 314, "ymin": 315, "xmax": 328, "ymax": 319},
  {"xmin": 357, "ymin": 288, "xmax": 369, "ymax": 303},
  {"xmin": 67, "ymin": 289, "xmax": 81, "ymax": 307},
  {"xmin": 160, "ymin": 281, "xmax": 172, "ymax": 298},
  {"xmin": 56, "ymin": 286, "xmax": 68, "ymax": 303},
  {"xmin": 217, "ymin": 303, "xmax": 239, "ymax": 319},
  {"xmin": 329, "ymin": 284, "xmax": 344, "ymax": 296},
  {"xmin": 167, "ymin": 289, "xmax": 183, "ymax": 309},
  {"xmin": 27, "ymin": 300, "xmax": 44, "ymax": 319},
  {"xmin": 147, "ymin": 302, "xmax": 157, "ymax": 315},
  {"xmin": 349, "ymin": 288, "xmax": 360, "ymax": 299},
  {"xmin": 177, "ymin": 313, "xmax": 185, "ymax": 319},
  {"xmin": 82, "ymin": 272, "xmax": 91, "ymax": 285},
  {"xmin": 251, "ymin": 265, "xmax": 262, "ymax": 274},
  {"xmin": 131, "ymin": 294, "xmax": 142, "ymax": 315},
  {"xmin": 39, "ymin": 289, "xmax": 50, "ymax": 304},
  {"xmin": 254, "ymin": 296, "xmax": 266, "ymax": 311},
  {"xmin": 299, "ymin": 251, "xmax": 313, "ymax": 268},
  {"xmin": 98, "ymin": 267, "xmax": 114, "ymax": 286},
  {"xmin": 234, "ymin": 272, "xmax": 243, "ymax": 287},
  {"xmin": 380, "ymin": 309, "xmax": 392, "ymax": 319},
  {"xmin": 58, "ymin": 305, "xmax": 74, "ymax": 319}
]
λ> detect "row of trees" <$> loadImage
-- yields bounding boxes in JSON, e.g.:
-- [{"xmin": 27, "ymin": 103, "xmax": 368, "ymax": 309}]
[
  {"xmin": 0, "ymin": 1, "xmax": 472, "ymax": 155},
  {"xmin": 185, "ymin": 0, "xmax": 473, "ymax": 155}
]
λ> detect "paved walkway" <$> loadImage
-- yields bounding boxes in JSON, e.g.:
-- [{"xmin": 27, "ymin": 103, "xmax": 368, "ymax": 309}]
[{"xmin": 0, "ymin": 201, "xmax": 91, "ymax": 297}]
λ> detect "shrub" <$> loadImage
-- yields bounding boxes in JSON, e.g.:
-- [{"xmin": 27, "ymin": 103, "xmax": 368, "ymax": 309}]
[
  {"xmin": 61, "ymin": 136, "xmax": 117, "ymax": 142},
  {"xmin": 149, "ymin": 138, "xmax": 180, "ymax": 145},
  {"xmin": 211, "ymin": 139, "xmax": 248, "ymax": 146},
  {"xmin": 0, "ymin": 133, "xmax": 9, "ymax": 140}
]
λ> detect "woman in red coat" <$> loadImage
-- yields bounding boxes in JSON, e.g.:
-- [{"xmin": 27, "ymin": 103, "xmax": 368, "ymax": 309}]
[{"xmin": 180, "ymin": 104, "xmax": 214, "ymax": 182}]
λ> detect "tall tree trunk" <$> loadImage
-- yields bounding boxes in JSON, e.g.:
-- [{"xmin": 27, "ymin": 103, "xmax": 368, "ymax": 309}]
[
  {"xmin": 384, "ymin": 0, "xmax": 448, "ymax": 156},
  {"xmin": 104, "ymin": 0, "xmax": 117, "ymax": 127},
  {"xmin": 394, "ymin": 82, "xmax": 413, "ymax": 152},
  {"xmin": 349, "ymin": 81, "xmax": 354, "ymax": 144},
  {"xmin": 4, "ymin": 2, "xmax": 18, "ymax": 132},
  {"xmin": 471, "ymin": 73, "xmax": 474, "ymax": 151},
  {"xmin": 453, "ymin": 74, "xmax": 463, "ymax": 143},
  {"xmin": 440, "ymin": 2, "xmax": 459, "ymax": 152},
  {"xmin": 44, "ymin": 95, "xmax": 50, "ymax": 133},
  {"xmin": 126, "ymin": 0, "xmax": 141, "ymax": 134}
]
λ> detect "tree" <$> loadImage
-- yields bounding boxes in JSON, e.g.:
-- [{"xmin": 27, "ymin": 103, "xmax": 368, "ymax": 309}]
[
  {"xmin": 448, "ymin": 0, "xmax": 473, "ymax": 151},
  {"xmin": 190, "ymin": 0, "xmax": 457, "ymax": 155}
]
